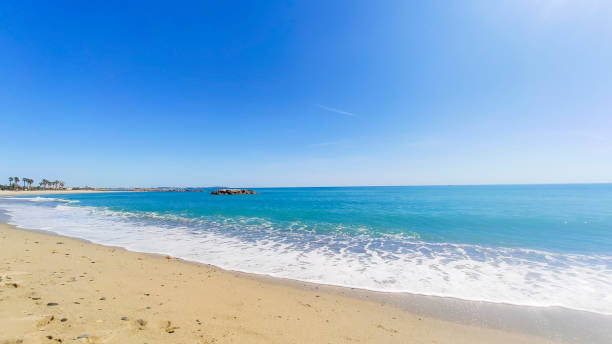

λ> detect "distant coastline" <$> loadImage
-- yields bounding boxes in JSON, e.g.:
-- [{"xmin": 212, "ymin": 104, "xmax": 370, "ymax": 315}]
[
  {"xmin": 0, "ymin": 187, "xmax": 255, "ymax": 196},
  {"xmin": 0, "ymin": 189, "xmax": 125, "ymax": 196}
]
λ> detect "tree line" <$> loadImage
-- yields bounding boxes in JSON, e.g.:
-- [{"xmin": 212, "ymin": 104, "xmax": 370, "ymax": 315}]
[{"xmin": 1, "ymin": 177, "xmax": 65, "ymax": 190}]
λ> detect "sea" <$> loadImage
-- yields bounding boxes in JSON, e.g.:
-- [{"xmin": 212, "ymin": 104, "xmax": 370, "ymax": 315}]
[{"xmin": 1, "ymin": 184, "xmax": 611, "ymax": 315}]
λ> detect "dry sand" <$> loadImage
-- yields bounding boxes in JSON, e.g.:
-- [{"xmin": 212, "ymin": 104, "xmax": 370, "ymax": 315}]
[{"xmin": 0, "ymin": 222, "xmax": 561, "ymax": 344}]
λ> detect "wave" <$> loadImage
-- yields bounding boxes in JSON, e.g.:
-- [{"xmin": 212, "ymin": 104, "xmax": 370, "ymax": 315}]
[
  {"xmin": 0, "ymin": 196, "xmax": 79, "ymax": 204},
  {"xmin": 1, "ymin": 197, "xmax": 611, "ymax": 315}
]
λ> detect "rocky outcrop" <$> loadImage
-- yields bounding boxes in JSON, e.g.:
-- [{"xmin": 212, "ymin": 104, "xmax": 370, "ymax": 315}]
[{"xmin": 210, "ymin": 189, "xmax": 257, "ymax": 195}]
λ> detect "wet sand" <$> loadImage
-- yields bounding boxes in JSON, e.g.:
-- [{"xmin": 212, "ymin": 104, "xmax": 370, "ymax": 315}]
[{"xmin": 0, "ymin": 221, "xmax": 597, "ymax": 343}]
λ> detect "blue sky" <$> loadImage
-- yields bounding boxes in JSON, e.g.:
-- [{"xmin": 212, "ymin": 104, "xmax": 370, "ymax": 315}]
[{"xmin": 1, "ymin": 1, "xmax": 611, "ymax": 187}]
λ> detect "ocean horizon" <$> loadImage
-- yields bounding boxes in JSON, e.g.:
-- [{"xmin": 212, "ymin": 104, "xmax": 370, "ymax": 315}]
[{"xmin": 1, "ymin": 184, "xmax": 611, "ymax": 315}]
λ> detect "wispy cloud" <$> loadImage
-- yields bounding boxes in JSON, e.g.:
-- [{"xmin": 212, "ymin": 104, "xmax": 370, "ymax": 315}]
[{"xmin": 316, "ymin": 104, "xmax": 355, "ymax": 116}]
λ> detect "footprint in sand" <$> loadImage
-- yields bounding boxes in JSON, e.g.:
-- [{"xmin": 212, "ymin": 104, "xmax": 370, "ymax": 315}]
[
  {"xmin": 2, "ymin": 271, "xmax": 30, "ymax": 287},
  {"xmin": 135, "ymin": 319, "xmax": 147, "ymax": 330},
  {"xmin": 36, "ymin": 315, "xmax": 55, "ymax": 328}
]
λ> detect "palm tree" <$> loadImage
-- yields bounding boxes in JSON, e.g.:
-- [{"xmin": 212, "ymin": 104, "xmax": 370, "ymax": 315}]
[
  {"xmin": 25, "ymin": 178, "xmax": 34, "ymax": 189},
  {"xmin": 9, "ymin": 177, "xmax": 13, "ymax": 187},
  {"xmin": 41, "ymin": 179, "xmax": 50, "ymax": 189},
  {"xmin": 60, "ymin": 181, "xmax": 65, "ymax": 189},
  {"xmin": 14, "ymin": 177, "xmax": 20, "ymax": 189}
]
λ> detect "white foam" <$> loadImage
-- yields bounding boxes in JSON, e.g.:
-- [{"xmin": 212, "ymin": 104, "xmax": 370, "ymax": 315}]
[
  {"xmin": 0, "ymin": 196, "xmax": 77, "ymax": 203},
  {"xmin": 1, "ymin": 199, "xmax": 611, "ymax": 315}
]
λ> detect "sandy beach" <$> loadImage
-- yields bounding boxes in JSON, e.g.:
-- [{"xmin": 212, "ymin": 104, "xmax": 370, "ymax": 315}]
[{"xmin": 0, "ymin": 221, "xmax": 565, "ymax": 344}]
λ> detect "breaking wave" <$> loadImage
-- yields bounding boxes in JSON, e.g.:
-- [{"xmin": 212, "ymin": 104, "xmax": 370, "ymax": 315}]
[{"xmin": 1, "ymin": 196, "xmax": 610, "ymax": 315}]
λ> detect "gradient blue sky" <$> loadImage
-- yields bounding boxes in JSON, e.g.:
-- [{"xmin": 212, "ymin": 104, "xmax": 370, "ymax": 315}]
[{"xmin": 1, "ymin": 1, "xmax": 611, "ymax": 187}]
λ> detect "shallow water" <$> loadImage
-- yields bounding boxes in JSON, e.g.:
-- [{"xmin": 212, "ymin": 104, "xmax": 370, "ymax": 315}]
[{"xmin": 1, "ymin": 184, "xmax": 611, "ymax": 314}]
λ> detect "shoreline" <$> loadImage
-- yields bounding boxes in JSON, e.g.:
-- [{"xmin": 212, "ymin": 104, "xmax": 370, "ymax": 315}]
[
  {"xmin": 1, "ymin": 220, "xmax": 610, "ymax": 343},
  {"xmin": 2, "ymin": 194, "xmax": 607, "ymax": 317},
  {"xmin": 0, "ymin": 222, "xmax": 556, "ymax": 343},
  {"xmin": 0, "ymin": 190, "xmax": 127, "ymax": 196}
]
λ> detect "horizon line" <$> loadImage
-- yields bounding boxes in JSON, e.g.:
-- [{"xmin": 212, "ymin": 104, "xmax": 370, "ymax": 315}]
[{"xmin": 75, "ymin": 182, "xmax": 612, "ymax": 189}]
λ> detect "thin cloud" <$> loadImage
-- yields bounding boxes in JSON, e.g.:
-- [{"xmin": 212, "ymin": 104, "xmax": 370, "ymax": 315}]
[{"xmin": 316, "ymin": 104, "xmax": 355, "ymax": 116}]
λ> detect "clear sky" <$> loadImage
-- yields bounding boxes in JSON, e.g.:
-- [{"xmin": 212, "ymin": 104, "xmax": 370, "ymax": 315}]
[{"xmin": 1, "ymin": 1, "xmax": 611, "ymax": 187}]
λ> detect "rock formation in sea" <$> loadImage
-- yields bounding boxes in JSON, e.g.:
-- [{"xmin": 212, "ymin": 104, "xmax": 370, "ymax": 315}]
[{"xmin": 210, "ymin": 189, "xmax": 257, "ymax": 195}]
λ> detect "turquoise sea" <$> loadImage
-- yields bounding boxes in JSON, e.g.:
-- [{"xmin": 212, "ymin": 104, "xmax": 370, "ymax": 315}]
[{"xmin": 1, "ymin": 184, "xmax": 611, "ymax": 314}]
